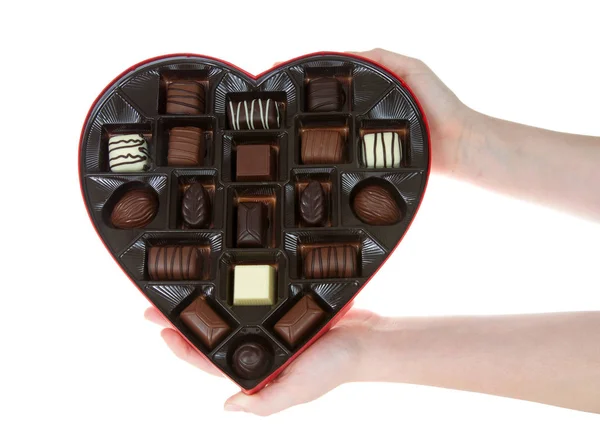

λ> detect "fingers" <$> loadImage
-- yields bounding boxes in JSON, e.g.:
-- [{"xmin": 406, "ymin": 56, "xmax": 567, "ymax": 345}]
[
  {"xmin": 223, "ymin": 369, "xmax": 336, "ymax": 416},
  {"xmin": 160, "ymin": 328, "xmax": 222, "ymax": 377},
  {"xmin": 144, "ymin": 307, "xmax": 170, "ymax": 327}
]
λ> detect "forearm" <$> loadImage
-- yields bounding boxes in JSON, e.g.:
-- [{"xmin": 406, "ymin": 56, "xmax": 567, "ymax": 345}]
[
  {"xmin": 448, "ymin": 111, "xmax": 600, "ymax": 220},
  {"xmin": 357, "ymin": 312, "xmax": 600, "ymax": 413}
]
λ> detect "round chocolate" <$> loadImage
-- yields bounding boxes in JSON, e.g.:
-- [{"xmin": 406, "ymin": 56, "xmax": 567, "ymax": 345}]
[
  {"xmin": 352, "ymin": 184, "xmax": 402, "ymax": 225},
  {"xmin": 231, "ymin": 342, "xmax": 271, "ymax": 380},
  {"xmin": 110, "ymin": 188, "xmax": 158, "ymax": 229}
]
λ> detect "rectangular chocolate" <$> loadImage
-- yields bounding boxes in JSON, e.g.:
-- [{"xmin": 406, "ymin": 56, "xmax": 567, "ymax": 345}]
[
  {"xmin": 166, "ymin": 81, "xmax": 205, "ymax": 114},
  {"xmin": 237, "ymin": 202, "xmax": 267, "ymax": 247},
  {"xmin": 180, "ymin": 296, "xmax": 230, "ymax": 349},
  {"xmin": 227, "ymin": 99, "xmax": 281, "ymax": 130},
  {"xmin": 147, "ymin": 245, "xmax": 207, "ymax": 280},
  {"xmin": 236, "ymin": 145, "xmax": 275, "ymax": 181},
  {"xmin": 302, "ymin": 245, "xmax": 357, "ymax": 279},
  {"xmin": 360, "ymin": 132, "xmax": 402, "ymax": 168},
  {"xmin": 306, "ymin": 77, "xmax": 345, "ymax": 112},
  {"xmin": 168, "ymin": 127, "xmax": 204, "ymax": 166},
  {"xmin": 301, "ymin": 129, "xmax": 345, "ymax": 164},
  {"xmin": 274, "ymin": 295, "xmax": 325, "ymax": 346}
]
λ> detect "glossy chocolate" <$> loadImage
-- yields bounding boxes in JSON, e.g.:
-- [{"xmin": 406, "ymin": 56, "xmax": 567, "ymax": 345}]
[
  {"xmin": 274, "ymin": 295, "xmax": 325, "ymax": 346},
  {"xmin": 236, "ymin": 144, "xmax": 275, "ymax": 181},
  {"xmin": 303, "ymin": 245, "xmax": 357, "ymax": 279},
  {"xmin": 236, "ymin": 202, "xmax": 267, "ymax": 247},
  {"xmin": 110, "ymin": 188, "xmax": 158, "ymax": 229},
  {"xmin": 147, "ymin": 246, "xmax": 207, "ymax": 281},
  {"xmin": 301, "ymin": 129, "xmax": 344, "ymax": 164},
  {"xmin": 306, "ymin": 77, "xmax": 345, "ymax": 112},
  {"xmin": 181, "ymin": 183, "xmax": 210, "ymax": 228},
  {"xmin": 299, "ymin": 180, "xmax": 326, "ymax": 226},
  {"xmin": 166, "ymin": 81, "xmax": 205, "ymax": 114},
  {"xmin": 231, "ymin": 342, "xmax": 271, "ymax": 380},
  {"xmin": 353, "ymin": 185, "xmax": 402, "ymax": 225},
  {"xmin": 227, "ymin": 99, "xmax": 281, "ymax": 130},
  {"xmin": 168, "ymin": 127, "xmax": 204, "ymax": 166},
  {"xmin": 180, "ymin": 296, "xmax": 230, "ymax": 349}
]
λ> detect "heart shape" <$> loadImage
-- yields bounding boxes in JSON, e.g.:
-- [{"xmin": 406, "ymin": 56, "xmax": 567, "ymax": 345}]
[{"xmin": 79, "ymin": 52, "xmax": 430, "ymax": 393}]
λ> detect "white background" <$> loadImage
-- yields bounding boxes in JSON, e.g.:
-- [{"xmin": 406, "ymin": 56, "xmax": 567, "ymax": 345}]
[{"xmin": 1, "ymin": 0, "xmax": 599, "ymax": 426}]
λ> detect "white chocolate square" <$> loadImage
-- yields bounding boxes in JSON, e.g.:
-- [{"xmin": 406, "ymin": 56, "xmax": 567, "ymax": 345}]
[
  {"xmin": 233, "ymin": 265, "xmax": 276, "ymax": 306},
  {"xmin": 108, "ymin": 134, "xmax": 150, "ymax": 172}
]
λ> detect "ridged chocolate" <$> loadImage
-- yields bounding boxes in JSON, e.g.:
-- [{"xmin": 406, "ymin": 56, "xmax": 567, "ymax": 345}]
[
  {"xmin": 147, "ymin": 246, "xmax": 207, "ymax": 281},
  {"xmin": 301, "ymin": 130, "xmax": 344, "ymax": 164},
  {"xmin": 353, "ymin": 185, "xmax": 402, "ymax": 225},
  {"xmin": 303, "ymin": 246, "xmax": 357, "ymax": 279},
  {"xmin": 166, "ymin": 81, "xmax": 205, "ymax": 114},
  {"xmin": 181, "ymin": 183, "xmax": 210, "ymax": 228},
  {"xmin": 110, "ymin": 188, "xmax": 158, "ymax": 229},
  {"xmin": 237, "ymin": 202, "xmax": 267, "ymax": 247},
  {"xmin": 274, "ymin": 295, "xmax": 325, "ymax": 346},
  {"xmin": 299, "ymin": 180, "xmax": 326, "ymax": 226},
  {"xmin": 227, "ymin": 99, "xmax": 280, "ymax": 130},
  {"xmin": 180, "ymin": 296, "xmax": 230, "ymax": 349},
  {"xmin": 231, "ymin": 342, "xmax": 271, "ymax": 380},
  {"xmin": 168, "ymin": 127, "xmax": 204, "ymax": 166},
  {"xmin": 306, "ymin": 77, "xmax": 345, "ymax": 112}
]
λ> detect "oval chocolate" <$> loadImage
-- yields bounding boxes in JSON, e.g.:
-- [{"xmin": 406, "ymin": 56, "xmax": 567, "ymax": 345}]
[
  {"xmin": 352, "ymin": 185, "xmax": 402, "ymax": 225},
  {"xmin": 110, "ymin": 188, "xmax": 158, "ymax": 229},
  {"xmin": 182, "ymin": 183, "xmax": 210, "ymax": 228},
  {"xmin": 299, "ymin": 180, "xmax": 326, "ymax": 226}
]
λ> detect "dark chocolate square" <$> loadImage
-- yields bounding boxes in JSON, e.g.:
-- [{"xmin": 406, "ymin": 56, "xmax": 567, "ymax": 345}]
[
  {"xmin": 237, "ymin": 202, "xmax": 268, "ymax": 247},
  {"xmin": 235, "ymin": 145, "xmax": 275, "ymax": 181},
  {"xmin": 166, "ymin": 81, "xmax": 205, "ymax": 114},
  {"xmin": 306, "ymin": 77, "xmax": 345, "ymax": 112}
]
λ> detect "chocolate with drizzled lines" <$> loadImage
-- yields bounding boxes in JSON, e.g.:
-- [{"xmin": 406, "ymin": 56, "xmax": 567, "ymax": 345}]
[
  {"xmin": 108, "ymin": 134, "xmax": 150, "ymax": 172},
  {"xmin": 227, "ymin": 99, "xmax": 280, "ymax": 130}
]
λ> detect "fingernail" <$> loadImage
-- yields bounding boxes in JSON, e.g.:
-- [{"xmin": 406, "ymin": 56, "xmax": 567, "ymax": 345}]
[{"xmin": 224, "ymin": 403, "xmax": 245, "ymax": 412}]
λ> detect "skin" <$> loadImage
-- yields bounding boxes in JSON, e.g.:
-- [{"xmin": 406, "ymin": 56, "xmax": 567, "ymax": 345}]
[{"xmin": 144, "ymin": 48, "xmax": 600, "ymax": 416}]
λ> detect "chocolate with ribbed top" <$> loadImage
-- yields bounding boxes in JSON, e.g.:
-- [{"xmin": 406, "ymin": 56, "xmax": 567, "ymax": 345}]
[
  {"xmin": 181, "ymin": 183, "xmax": 210, "ymax": 228},
  {"xmin": 147, "ymin": 245, "xmax": 207, "ymax": 281},
  {"xmin": 301, "ymin": 129, "xmax": 344, "ymax": 164},
  {"xmin": 167, "ymin": 127, "xmax": 204, "ymax": 166},
  {"xmin": 299, "ymin": 180, "xmax": 326, "ymax": 226},
  {"xmin": 306, "ymin": 77, "xmax": 345, "ymax": 112},
  {"xmin": 110, "ymin": 188, "xmax": 158, "ymax": 229},
  {"xmin": 166, "ymin": 81, "xmax": 205, "ymax": 114},
  {"xmin": 303, "ymin": 245, "xmax": 357, "ymax": 279}
]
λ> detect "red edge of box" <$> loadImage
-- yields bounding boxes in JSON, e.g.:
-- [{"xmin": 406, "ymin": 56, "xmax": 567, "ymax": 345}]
[{"xmin": 78, "ymin": 51, "xmax": 432, "ymax": 395}]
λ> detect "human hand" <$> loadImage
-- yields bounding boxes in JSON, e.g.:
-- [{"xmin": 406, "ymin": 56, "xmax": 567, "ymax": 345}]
[
  {"xmin": 352, "ymin": 48, "xmax": 476, "ymax": 174},
  {"xmin": 144, "ymin": 306, "xmax": 379, "ymax": 416}
]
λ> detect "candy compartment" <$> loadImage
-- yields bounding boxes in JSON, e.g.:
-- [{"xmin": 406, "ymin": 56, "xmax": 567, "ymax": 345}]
[
  {"xmin": 295, "ymin": 114, "xmax": 353, "ymax": 165},
  {"xmin": 169, "ymin": 170, "xmax": 222, "ymax": 230}
]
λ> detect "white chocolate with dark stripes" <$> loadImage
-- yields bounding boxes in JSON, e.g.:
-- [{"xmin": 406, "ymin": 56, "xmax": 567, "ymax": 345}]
[
  {"xmin": 227, "ymin": 99, "xmax": 281, "ymax": 130},
  {"xmin": 108, "ymin": 134, "xmax": 150, "ymax": 172},
  {"xmin": 361, "ymin": 132, "xmax": 402, "ymax": 168}
]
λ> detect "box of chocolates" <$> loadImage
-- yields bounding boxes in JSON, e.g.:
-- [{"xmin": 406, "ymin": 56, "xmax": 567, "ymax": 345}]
[{"xmin": 79, "ymin": 53, "xmax": 430, "ymax": 393}]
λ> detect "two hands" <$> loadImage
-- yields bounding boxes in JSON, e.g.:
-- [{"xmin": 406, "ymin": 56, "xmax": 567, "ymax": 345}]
[{"xmin": 144, "ymin": 49, "xmax": 600, "ymax": 415}]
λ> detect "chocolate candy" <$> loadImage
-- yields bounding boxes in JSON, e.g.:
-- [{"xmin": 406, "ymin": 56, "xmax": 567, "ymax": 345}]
[
  {"xmin": 147, "ymin": 246, "xmax": 207, "ymax": 281},
  {"xmin": 227, "ymin": 99, "xmax": 280, "ymax": 130},
  {"xmin": 166, "ymin": 81, "xmax": 205, "ymax": 114},
  {"xmin": 353, "ymin": 185, "xmax": 402, "ymax": 225},
  {"xmin": 303, "ymin": 245, "xmax": 357, "ymax": 279},
  {"xmin": 233, "ymin": 265, "xmax": 276, "ymax": 306},
  {"xmin": 306, "ymin": 77, "xmax": 345, "ymax": 112},
  {"xmin": 236, "ymin": 145, "xmax": 275, "ymax": 181},
  {"xmin": 167, "ymin": 127, "xmax": 204, "ymax": 166},
  {"xmin": 231, "ymin": 342, "xmax": 271, "ymax": 380},
  {"xmin": 299, "ymin": 180, "xmax": 326, "ymax": 226},
  {"xmin": 110, "ymin": 188, "xmax": 158, "ymax": 229},
  {"xmin": 274, "ymin": 295, "xmax": 325, "ymax": 347},
  {"xmin": 237, "ymin": 202, "xmax": 267, "ymax": 247},
  {"xmin": 181, "ymin": 183, "xmax": 210, "ymax": 228},
  {"xmin": 361, "ymin": 132, "xmax": 402, "ymax": 168},
  {"xmin": 108, "ymin": 134, "xmax": 150, "ymax": 172},
  {"xmin": 301, "ymin": 129, "xmax": 344, "ymax": 164},
  {"xmin": 180, "ymin": 296, "xmax": 230, "ymax": 349}
]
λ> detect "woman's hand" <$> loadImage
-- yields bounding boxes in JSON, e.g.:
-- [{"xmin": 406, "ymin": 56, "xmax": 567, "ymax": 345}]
[{"xmin": 144, "ymin": 306, "xmax": 379, "ymax": 416}]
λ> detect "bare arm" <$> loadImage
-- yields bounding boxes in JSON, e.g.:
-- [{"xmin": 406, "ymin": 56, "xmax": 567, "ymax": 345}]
[
  {"xmin": 358, "ymin": 311, "xmax": 600, "ymax": 414},
  {"xmin": 357, "ymin": 49, "xmax": 600, "ymax": 221}
]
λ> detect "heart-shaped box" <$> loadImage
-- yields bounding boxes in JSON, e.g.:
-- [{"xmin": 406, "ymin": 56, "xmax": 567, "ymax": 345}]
[{"xmin": 79, "ymin": 52, "xmax": 430, "ymax": 393}]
